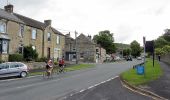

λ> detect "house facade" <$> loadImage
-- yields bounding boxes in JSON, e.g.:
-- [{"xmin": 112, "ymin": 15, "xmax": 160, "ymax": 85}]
[
  {"xmin": 65, "ymin": 33, "xmax": 106, "ymax": 63},
  {"xmin": 0, "ymin": 4, "xmax": 65, "ymax": 61}
]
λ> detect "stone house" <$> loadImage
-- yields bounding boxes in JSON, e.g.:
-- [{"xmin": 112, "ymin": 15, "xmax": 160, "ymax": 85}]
[
  {"xmin": 0, "ymin": 4, "xmax": 65, "ymax": 61},
  {"xmin": 65, "ymin": 33, "xmax": 106, "ymax": 63}
]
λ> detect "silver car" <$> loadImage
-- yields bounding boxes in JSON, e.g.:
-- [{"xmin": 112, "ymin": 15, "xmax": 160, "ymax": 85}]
[{"xmin": 0, "ymin": 62, "xmax": 29, "ymax": 78}]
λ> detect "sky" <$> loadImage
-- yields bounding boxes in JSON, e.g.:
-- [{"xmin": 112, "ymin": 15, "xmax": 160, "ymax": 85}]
[{"xmin": 0, "ymin": 0, "xmax": 170, "ymax": 45}]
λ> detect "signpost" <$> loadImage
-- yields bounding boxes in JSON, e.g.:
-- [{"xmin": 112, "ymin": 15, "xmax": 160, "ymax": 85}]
[{"xmin": 143, "ymin": 37, "xmax": 146, "ymax": 77}]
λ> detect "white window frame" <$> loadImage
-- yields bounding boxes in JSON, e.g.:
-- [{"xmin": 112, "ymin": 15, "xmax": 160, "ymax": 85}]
[
  {"xmin": 47, "ymin": 33, "xmax": 51, "ymax": 41},
  {"xmin": 2, "ymin": 40, "xmax": 8, "ymax": 54},
  {"xmin": 32, "ymin": 28, "xmax": 37, "ymax": 39},
  {"xmin": 0, "ymin": 21, "xmax": 6, "ymax": 33},
  {"xmin": 57, "ymin": 35, "xmax": 60, "ymax": 44}
]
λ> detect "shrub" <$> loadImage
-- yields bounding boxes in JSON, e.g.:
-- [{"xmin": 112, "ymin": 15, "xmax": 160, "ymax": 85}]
[
  {"xmin": 23, "ymin": 45, "xmax": 38, "ymax": 61},
  {"xmin": 9, "ymin": 54, "xmax": 23, "ymax": 62},
  {"xmin": 35, "ymin": 57, "xmax": 48, "ymax": 62}
]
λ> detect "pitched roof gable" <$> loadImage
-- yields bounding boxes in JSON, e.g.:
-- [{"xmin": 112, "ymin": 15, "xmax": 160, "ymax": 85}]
[{"xmin": 77, "ymin": 33, "xmax": 95, "ymax": 44}]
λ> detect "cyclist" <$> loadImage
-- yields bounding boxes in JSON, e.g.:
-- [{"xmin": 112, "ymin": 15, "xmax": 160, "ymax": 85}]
[
  {"xmin": 46, "ymin": 59, "xmax": 53, "ymax": 77},
  {"xmin": 58, "ymin": 58, "xmax": 65, "ymax": 73}
]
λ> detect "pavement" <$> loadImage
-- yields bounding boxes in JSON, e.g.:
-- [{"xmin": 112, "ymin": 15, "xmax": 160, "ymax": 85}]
[
  {"xmin": 146, "ymin": 61, "xmax": 170, "ymax": 99},
  {"xmin": 63, "ymin": 77, "xmax": 151, "ymax": 100}
]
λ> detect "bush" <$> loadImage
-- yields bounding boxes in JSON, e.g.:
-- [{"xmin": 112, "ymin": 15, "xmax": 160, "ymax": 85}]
[
  {"xmin": 9, "ymin": 54, "xmax": 23, "ymax": 62},
  {"xmin": 23, "ymin": 45, "xmax": 38, "ymax": 61},
  {"xmin": 35, "ymin": 57, "xmax": 48, "ymax": 62}
]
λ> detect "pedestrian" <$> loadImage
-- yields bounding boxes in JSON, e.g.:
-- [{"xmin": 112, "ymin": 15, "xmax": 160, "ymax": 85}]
[{"xmin": 158, "ymin": 55, "xmax": 161, "ymax": 61}]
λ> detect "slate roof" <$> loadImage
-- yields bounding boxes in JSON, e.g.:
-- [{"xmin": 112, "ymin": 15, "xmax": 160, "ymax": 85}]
[
  {"xmin": 0, "ymin": 7, "xmax": 64, "ymax": 35},
  {"xmin": 0, "ymin": 8, "xmax": 24, "ymax": 23},
  {"xmin": 14, "ymin": 13, "xmax": 45, "ymax": 30}
]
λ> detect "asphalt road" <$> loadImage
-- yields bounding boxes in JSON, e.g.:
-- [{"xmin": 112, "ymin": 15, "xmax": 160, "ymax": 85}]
[{"xmin": 0, "ymin": 60, "xmax": 150, "ymax": 100}]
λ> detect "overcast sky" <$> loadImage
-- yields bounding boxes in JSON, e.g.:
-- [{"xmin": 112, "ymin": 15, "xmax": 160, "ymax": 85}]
[{"xmin": 0, "ymin": 0, "xmax": 170, "ymax": 45}]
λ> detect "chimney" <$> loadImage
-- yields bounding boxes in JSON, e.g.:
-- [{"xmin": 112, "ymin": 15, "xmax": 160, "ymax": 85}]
[
  {"xmin": 44, "ymin": 20, "xmax": 52, "ymax": 26},
  {"xmin": 4, "ymin": 4, "xmax": 13, "ymax": 13},
  {"xmin": 66, "ymin": 32, "xmax": 71, "ymax": 37},
  {"xmin": 88, "ymin": 35, "xmax": 91, "ymax": 40}
]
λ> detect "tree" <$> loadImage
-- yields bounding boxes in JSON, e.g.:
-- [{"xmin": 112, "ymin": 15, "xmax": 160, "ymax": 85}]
[
  {"xmin": 163, "ymin": 29, "xmax": 170, "ymax": 42},
  {"xmin": 123, "ymin": 48, "xmax": 131, "ymax": 56},
  {"xmin": 130, "ymin": 40, "xmax": 141, "ymax": 58},
  {"xmin": 23, "ymin": 45, "xmax": 38, "ymax": 61},
  {"xmin": 154, "ymin": 36, "xmax": 169, "ymax": 48},
  {"xmin": 93, "ymin": 30, "xmax": 116, "ymax": 54}
]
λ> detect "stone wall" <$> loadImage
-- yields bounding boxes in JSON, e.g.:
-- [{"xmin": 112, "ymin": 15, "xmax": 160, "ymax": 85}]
[{"xmin": 161, "ymin": 54, "xmax": 170, "ymax": 65}]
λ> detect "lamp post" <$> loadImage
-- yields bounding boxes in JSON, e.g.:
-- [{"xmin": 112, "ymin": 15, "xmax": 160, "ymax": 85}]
[{"xmin": 75, "ymin": 31, "xmax": 78, "ymax": 64}]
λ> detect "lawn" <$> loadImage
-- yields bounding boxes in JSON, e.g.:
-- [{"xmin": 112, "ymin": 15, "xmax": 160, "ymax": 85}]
[
  {"xmin": 29, "ymin": 64, "xmax": 95, "ymax": 76},
  {"xmin": 121, "ymin": 58, "xmax": 163, "ymax": 86}
]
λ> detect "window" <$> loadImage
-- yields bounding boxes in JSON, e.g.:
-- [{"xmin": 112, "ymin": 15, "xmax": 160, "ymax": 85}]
[
  {"xmin": 19, "ymin": 24, "xmax": 24, "ymax": 37},
  {"xmin": 0, "ymin": 40, "xmax": 9, "ymax": 54},
  {"xmin": 2, "ymin": 40, "xmax": 8, "ymax": 53},
  {"xmin": 18, "ymin": 45, "xmax": 23, "ymax": 54},
  {"xmin": 0, "ymin": 21, "xmax": 6, "ymax": 33},
  {"xmin": 80, "ymin": 53, "xmax": 84, "ymax": 58},
  {"xmin": 32, "ymin": 28, "xmax": 36, "ymax": 39},
  {"xmin": 57, "ymin": 35, "xmax": 60, "ymax": 44},
  {"xmin": 47, "ymin": 33, "xmax": 51, "ymax": 41},
  {"xmin": 0, "ymin": 64, "xmax": 9, "ymax": 70}
]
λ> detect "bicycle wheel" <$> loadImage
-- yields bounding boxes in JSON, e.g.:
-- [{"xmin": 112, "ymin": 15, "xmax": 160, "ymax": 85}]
[{"xmin": 43, "ymin": 71, "xmax": 48, "ymax": 79}]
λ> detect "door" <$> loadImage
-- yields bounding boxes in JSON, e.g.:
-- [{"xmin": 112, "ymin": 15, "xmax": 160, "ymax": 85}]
[{"xmin": 47, "ymin": 47, "xmax": 50, "ymax": 59}]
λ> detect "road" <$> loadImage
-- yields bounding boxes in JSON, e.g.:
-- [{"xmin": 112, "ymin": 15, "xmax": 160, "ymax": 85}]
[{"xmin": 0, "ymin": 60, "xmax": 150, "ymax": 100}]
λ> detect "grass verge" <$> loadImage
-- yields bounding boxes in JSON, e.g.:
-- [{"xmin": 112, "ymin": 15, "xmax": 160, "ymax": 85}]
[
  {"xmin": 29, "ymin": 64, "xmax": 95, "ymax": 76},
  {"xmin": 120, "ymin": 58, "xmax": 162, "ymax": 86}
]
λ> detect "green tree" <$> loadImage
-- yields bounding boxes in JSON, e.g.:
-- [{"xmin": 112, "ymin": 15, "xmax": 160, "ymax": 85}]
[
  {"xmin": 130, "ymin": 40, "xmax": 141, "ymax": 58},
  {"xmin": 123, "ymin": 48, "xmax": 131, "ymax": 56},
  {"xmin": 93, "ymin": 30, "xmax": 116, "ymax": 54},
  {"xmin": 154, "ymin": 37, "xmax": 169, "ymax": 48},
  {"xmin": 163, "ymin": 29, "xmax": 170, "ymax": 42},
  {"xmin": 23, "ymin": 45, "xmax": 38, "ymax": 61}
]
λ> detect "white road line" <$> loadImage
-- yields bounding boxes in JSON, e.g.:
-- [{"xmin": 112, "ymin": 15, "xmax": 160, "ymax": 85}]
[{"xmin": 79, "ymin": 89, "xmax": 85, "ymax": 93}]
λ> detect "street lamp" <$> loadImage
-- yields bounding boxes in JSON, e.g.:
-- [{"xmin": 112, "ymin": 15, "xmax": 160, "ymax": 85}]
[{"xmin": 75, "ymin": 31, "xmax": 78, "ymax": 64}]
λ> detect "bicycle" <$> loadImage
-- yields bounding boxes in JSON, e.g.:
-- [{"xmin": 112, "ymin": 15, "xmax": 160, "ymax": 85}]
[
  {"xmin": 57, "ymin": 64, "xmax": 66, "ymax": 74},
  {"xmin": 43, "ymin": 67, "xmax": 54, "ymax": 79}
]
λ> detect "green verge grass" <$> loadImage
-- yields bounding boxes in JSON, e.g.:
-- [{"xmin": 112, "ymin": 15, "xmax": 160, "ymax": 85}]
[
  {"xmin": 65, "ymin": 64, "xmax": 94, "ymax": 71},
  {"xmin": 29, "ymin": 64, "xmax": 95, "ymax": 76},
  {"xmin": 121, "ymin": 58, "xmax": 162, "ymax": 86}
]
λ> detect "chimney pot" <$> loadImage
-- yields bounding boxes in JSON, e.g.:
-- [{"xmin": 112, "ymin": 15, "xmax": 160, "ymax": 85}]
[
  {"xmin": 44, "ymin": 20, "xmax": 52, "ymax": 26},
  {"xmin": 4, "ymin": 4, "xmax": 13, "ymax": 13}
]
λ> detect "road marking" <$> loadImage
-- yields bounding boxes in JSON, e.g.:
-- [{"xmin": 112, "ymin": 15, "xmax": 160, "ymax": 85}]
[
  {"xmin": 68, "ymin": 76, "xmax": 119, "ymax": 98},
  {"xmin": 79, "ymin": 89, "xmax": 85, "ymax": 93}
]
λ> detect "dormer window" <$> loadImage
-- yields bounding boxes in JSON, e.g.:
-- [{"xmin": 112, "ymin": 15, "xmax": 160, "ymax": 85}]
[{"xmin": 0, "ymin": 21, "xmax": 6, "ymax": 33}]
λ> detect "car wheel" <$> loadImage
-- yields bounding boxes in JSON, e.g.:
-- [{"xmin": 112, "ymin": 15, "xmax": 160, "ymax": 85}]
[{"xmin": 20, "ymin": 71, "xmax": 27, "ymax": 78}]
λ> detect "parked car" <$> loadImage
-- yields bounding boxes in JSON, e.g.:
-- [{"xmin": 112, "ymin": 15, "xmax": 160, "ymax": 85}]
[
  {"xmin": 126, "ymin": 56, "xmax": 132, "ymax": 61},
  {"xmin": 137, "ymin": 57, "xmax": 142, "ymax": 60},
  {"xmin": 0, "ymin": 62, "xmax": 29, "ymax": 78}
]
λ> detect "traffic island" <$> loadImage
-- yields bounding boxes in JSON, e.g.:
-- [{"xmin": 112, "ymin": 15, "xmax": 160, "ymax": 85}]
[{"xmin": 120, "ymin": 58, "xmax": 167, "ymax": 100}]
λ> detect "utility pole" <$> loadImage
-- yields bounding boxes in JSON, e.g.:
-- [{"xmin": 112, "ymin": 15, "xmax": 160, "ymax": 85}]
[
  {"xmin": 75, "ymin": 31, "xmax": 78, "ymax": 64},
  {"xmin": 143, "ymin": 36, "xmax": 146, "ymax": 77}
]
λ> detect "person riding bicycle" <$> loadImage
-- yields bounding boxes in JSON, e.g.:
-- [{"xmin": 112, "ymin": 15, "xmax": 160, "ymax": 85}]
[
  {"xmin": 46, "ymin": 59, "xmax": 53, "ymax": 76},
  {"xmin": 58, "ymin": 58, "xmax": 65, "ymax": 73}
]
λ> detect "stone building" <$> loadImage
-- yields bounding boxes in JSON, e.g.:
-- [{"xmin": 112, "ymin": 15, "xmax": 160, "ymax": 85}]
[
  {"xmin": 65, "ymin": 33, "xmax": 106, "ymax": 63},
  {"xmin": 0, "ymin": 4, "xmax": 65, "ymax": 61}
]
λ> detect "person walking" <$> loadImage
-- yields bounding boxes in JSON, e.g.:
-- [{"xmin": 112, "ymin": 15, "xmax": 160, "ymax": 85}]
[{"xmin": 158, "ymin": 55, "xmax": 161, "ymax": 61}]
